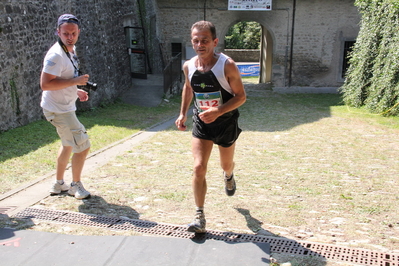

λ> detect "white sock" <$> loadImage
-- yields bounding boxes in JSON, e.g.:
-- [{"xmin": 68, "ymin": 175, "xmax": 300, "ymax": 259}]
[{"xmin": 196, "ymin": 207, "xmax": 204, "ymax": 213}]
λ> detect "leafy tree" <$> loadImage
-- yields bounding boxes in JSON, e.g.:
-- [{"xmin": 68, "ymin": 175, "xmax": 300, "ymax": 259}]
[
  {"xmin": 341, "ymin": 0, "xmax": 399, "ymax": 115},
  {"xmin": 225, "ymin": 21, "xmax": 261, "ymax": 49}
]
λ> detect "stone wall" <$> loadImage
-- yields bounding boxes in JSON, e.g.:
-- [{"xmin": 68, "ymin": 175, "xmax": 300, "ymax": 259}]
[
  {"xmin": 156, "ymin": 0, "xmax": 360, "ymax": 87},
  {"xmin": 0, "ymin": 0, "xmax": 154, "ymax": 132},
  {"xmin": 224, "ymin": 49, "xmax": 260, "ymax": 62},
  {"xmin": 1, "ymin": 0, "xmax": 360, "ymax": 131}
]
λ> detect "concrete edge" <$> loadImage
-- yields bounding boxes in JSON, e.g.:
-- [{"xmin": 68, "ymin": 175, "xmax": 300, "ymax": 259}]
[{"xmin": 272, "ymin": 87, "xmax": 340, "ymax": 94}]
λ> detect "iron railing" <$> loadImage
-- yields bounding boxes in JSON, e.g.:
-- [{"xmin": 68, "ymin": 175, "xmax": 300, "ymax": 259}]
[{"xmin": 163, "ymin": 52, "xmax": 182, "ymax": 94}]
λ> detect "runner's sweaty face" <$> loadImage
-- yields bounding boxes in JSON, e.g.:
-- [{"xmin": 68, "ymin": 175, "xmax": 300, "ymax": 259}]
[
  {"xmin": 191, "ymin": 28, "xmax": 218, "ymax": 56},
  {"xmin": 57, "ymin": 23, "xmax": 80, "ymax": 51}
]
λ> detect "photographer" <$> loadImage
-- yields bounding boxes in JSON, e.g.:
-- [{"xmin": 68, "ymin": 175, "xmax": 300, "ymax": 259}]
[{"xmin": 40, "ymin": 14, "xmax": 91, "ymax": 199}]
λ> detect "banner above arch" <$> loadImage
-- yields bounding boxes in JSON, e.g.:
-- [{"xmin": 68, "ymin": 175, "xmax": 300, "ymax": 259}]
[{"xmin": 228, "ymin": 0, "xmax": 272, "ymax": 11}]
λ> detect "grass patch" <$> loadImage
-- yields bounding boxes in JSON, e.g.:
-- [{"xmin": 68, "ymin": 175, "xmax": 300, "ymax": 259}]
[
  {"xmin": 241, "ymin": 76, "xmax": 259, "ymax": 83},
  {"xmin": 0, "ymin": 98, "xmax": 181, "ymax": 194}
]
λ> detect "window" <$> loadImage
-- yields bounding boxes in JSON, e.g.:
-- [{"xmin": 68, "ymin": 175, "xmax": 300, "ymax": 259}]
[
  {"xmin": 342, "ymin": 41, "xmax": 355, "ymax": 79},
  {"xmin": 171, "ymin": 43, "xmax": 182, "ymax": 57}
]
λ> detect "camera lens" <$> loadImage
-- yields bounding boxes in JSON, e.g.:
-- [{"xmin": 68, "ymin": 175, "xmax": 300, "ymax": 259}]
[{"xmin": 87, "ymin": 81, "xmax": 97, "ymax": 87}]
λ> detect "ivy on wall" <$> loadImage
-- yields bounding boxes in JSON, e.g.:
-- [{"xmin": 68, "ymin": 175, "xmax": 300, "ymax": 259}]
[{"xmin": 341, "ymin": 0, "xmax": 399, "ymax": 115}]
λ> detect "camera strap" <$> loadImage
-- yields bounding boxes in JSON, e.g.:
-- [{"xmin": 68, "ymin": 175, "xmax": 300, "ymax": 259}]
[{"xmin": 57, "ymin": 38, "xmax": 80, "ymax": 74}]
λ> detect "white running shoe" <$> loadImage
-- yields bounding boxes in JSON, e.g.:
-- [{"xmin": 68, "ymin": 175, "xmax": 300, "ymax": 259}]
[
  {"xmin": 49, "ymin": 181, "xmax": 69, "ymax": 195},
  {"xmin": 68, "ymin": 181, "xmax": 91, "ymax": 199}
]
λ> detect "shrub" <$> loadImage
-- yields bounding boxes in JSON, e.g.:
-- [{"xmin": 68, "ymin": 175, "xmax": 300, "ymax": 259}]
[{"xmin": 341, "ymin": 0, "xmax": 399, "ymax": 115}]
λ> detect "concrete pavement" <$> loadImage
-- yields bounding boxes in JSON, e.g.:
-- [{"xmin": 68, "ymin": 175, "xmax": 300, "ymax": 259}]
[{"xmin": 0, "ymin": 228, "xmax": 270, "ymax": 266}]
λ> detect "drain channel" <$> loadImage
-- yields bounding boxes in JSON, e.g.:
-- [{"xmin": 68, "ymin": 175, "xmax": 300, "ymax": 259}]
[{"xmin": 13, "ymin": 207, "xmax": 399, "ymax": 266}]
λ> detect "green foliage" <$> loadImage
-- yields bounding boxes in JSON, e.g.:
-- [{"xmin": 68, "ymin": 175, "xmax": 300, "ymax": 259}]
[
  {"xmin": 225, "ymin": 21, "xmax": 261, "ymax": 49},
  {"xmin": 341, "ymin": 0, "xmax": 399, "ymax": 115}
]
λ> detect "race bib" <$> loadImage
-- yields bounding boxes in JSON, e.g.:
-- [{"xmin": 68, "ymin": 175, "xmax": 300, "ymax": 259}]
[{"xmin": 194, "ymin": 91, "xmax": 222, "ymax": 112}]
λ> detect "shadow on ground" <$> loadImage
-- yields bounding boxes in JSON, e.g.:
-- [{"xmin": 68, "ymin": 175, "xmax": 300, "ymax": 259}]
[{"xmin": 77, "ymin": 195, "xmax": 140, "ymax": 220}]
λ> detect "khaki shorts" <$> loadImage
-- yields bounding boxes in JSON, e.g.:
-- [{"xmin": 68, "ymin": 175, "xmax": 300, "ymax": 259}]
[{"xmin": 43, "ymin": 109, "xmax": 91, "ymax": 153}]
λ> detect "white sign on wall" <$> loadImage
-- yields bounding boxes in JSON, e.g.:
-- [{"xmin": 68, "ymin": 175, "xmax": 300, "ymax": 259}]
[{"xmin": 228, "ymin": 0, "xmax": 272, "ymax": 11}]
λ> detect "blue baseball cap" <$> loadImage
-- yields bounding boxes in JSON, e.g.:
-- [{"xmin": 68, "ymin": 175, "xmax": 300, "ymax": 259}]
[{"xmin": 57, "ymin": 14, "xmax": 80, "ymax": 28}]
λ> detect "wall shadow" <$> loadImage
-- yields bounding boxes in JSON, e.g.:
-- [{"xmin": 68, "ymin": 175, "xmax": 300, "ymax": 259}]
[
  {"xmin": 0, "ymin": 83, "xmax": 343, "ymax": 165},
  {"xmin": 240, "ymin": 84, "xmax": 344, "ymax": 133},
  {"xmin": 0, "ymin": 98, "xmax": 173, "ymax": 164}
]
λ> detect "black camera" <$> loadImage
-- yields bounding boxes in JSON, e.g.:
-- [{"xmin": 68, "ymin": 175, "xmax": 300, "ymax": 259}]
[
  {"xmin": 79, "ymin": 81, "xmax": 97, "ymax": 92},
  {"xmin": 85, "ymin": 81, "xmax": 97, "ymax": 91},
  {"xmin": 77, "ymin": 70, "xmax": 97, "ymax": 91}
]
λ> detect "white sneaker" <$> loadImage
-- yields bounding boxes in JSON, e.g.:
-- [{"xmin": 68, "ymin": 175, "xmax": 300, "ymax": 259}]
[
  {"xmin": 68, "ymin": 181, "xmax": 91, "ymax": 199},
  {"xmin": 49, "ymin": 181, "xmax": 69, "ymax": 195}
]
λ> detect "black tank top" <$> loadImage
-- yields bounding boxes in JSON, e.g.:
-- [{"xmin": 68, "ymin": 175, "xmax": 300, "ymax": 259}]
[{"xmin": 188, "ymin": 54, "xmax": 238, "ymax": 125}]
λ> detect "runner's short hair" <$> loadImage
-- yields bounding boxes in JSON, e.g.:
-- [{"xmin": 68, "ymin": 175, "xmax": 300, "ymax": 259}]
[{"xmin": 191, "ymin": 21, "xmax": 217, "ymax": 40}]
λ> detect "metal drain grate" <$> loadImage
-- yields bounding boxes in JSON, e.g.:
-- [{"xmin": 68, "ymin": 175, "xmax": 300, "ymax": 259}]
[{"xmin": 13, "ymin": 207, "xmax": 399, "ymax": 266}]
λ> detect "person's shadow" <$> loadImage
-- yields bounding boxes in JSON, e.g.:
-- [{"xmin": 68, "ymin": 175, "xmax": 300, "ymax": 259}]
[
  {"xmin": 0, "ymin": 211, "xmax": 16, "ymax": 240},
  {"xmin": 235, "ymin": 208, "xmax": 328, "ymax": 265},
  {"xmin": 235, "ymin": 207, "xmax": 275, "ymax": 236},
  {"xmin": 77, "ymin": 195, "xmax": 140, "ymax": 220},
  {"xmin": 0, "ymin": 209, "xmax": 34, "ymax": 244}
]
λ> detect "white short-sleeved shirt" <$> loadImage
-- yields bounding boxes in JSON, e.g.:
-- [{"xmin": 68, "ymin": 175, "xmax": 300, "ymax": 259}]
[{"xmin": 40, "ymin": 42, "xmax": 79, "ymax": 113}]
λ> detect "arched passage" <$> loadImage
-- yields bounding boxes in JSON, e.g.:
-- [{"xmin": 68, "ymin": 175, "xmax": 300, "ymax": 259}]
[
  {"xmin": 220, "ymin": 21, "xmax": 274, "ymax": 85},
  {"xmin": 259, "ymin": 26, "xmax": 273, "ymax": 84}
]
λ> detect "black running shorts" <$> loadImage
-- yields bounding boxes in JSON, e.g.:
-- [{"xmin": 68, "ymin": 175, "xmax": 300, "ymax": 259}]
[{"xmin": 192, "ymin": 109, "xmax": 242, "ymax": 147}]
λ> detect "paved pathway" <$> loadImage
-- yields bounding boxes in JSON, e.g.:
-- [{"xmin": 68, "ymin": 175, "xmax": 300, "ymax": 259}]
[{"xmin": 0, "ymin": 227, "xmax": 270, "ymax": 266}]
